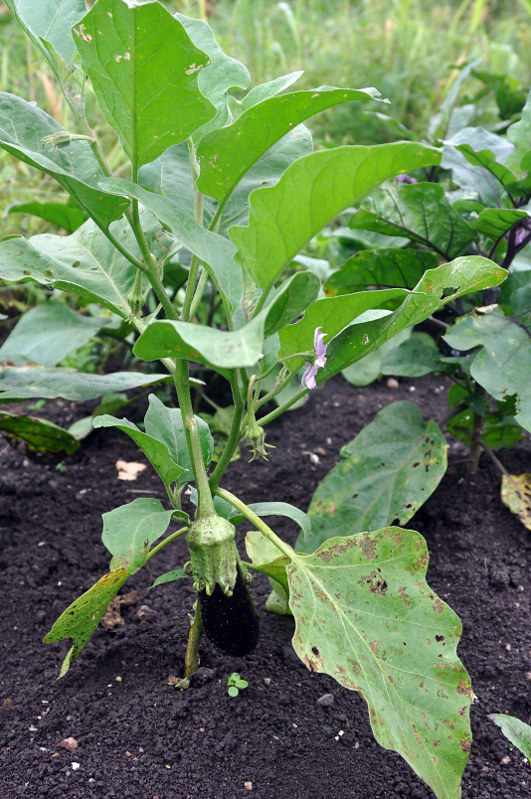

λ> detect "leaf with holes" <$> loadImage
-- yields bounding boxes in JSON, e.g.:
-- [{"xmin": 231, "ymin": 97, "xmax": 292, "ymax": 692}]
[
  {"xmin": 288, "ymin": 529, "xmax": 473, "ymax": 799},
  {"xmin": 298, "ymin": 402, "xmax": 447, "ymax": 553},
  {"xmin": 73, "ymin": 0, "xmax": 215, "ymax": 169}
]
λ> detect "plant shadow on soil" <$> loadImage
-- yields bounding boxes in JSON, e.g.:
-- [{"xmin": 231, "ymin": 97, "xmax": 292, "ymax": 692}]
[{"xmin": 0, "ymin": 374, "xmax": 529, "ymax": 799}]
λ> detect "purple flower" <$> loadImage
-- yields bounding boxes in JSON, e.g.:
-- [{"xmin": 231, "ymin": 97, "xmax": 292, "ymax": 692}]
[{"xmin": 301, "ymin": 327, "xmax": 327, "ymax": 390}]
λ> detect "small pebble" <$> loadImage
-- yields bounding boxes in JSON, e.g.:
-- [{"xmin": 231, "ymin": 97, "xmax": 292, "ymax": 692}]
[
  {"xmin": 386, "ymin": 378, "xmax": 399, "ymax": 389},
  {"xmin": 524, "ymin": 672, "xmax": 531, "ymax": 681},
  {"xmin": 263, "ymin": 678, "xmax": 272, "ymax": 687},
  {"xmin": 71, "ymin": 762, "xmax": 80, "ymax": 771},
  {"xmin": 58, "ymin": 737, "xmax": 78, "ymax": 751},
  {"xmin": 244, "ymin": 781, "xmax": 253, "ymax": 790},
  {"xmin": 501, "ymin": 756, "xmax": 511, "ymax": 765},
  {"xmin": 316, "ymin": 693, "xmax": 334, "ymax": 707}
]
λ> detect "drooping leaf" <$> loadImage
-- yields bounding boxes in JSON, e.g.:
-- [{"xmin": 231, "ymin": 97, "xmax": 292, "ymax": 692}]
[
  {"xmin": 44, "ymin": 567, "xmax": 130, "ymax": 678},
  {"xmin": 0, "ymin": 93, "xmax": 128, "ymax": 228},
  {"xmin": 278, "ymin": 287, "xmax": 409, "ymax": 370},
  {"xmin": 93, "ymin": 414, "xmax": 186, "ymax": 494},
  {"xmin": 143, "ymin": 394, "xmax": 213, "ymax": 481},
  {"xmin": 318, "ymin": 256, "xmax": 506, "ymax": 382},
  {"xmin": 5, "ymin": 0, "xmax": 87, "ymax": 67},
  {"xmin": 471, "ymin": 208, "xmax": 528, "ymax": 240},
  {"xmin": 0, "ymin": 366, "xmax": 169, "ymax": 401},
  {"xmin": 101, "ymin": 498, "xmax": 174, "ymax": 574},
  {"xmin": 0, "ymin": 301, "xmax": 106, "ymax": 366},
  {"xmin": 348, "ymin": 182, "xmax": 475, "ymax": 260},
  {"xmin": 325, "ymin": 248, "xmax": 438, "ymax": 295},
  {"xmin": 0, "ymin": 210, "xmax": 168, "ymax": 317},
  {"xmin": 500, "ymin": 474, "xmax": 531, "ymax": 531},
  {"xmin": 298, "ymin": 402, "xmax": 447, "ymax": 553},
  {"xmin": 288, "ymin": 529, "xmax": 472, "ymax": 799},
  {"xmin": 6, "ymin": 200, "xmax": 86, "ymax": 232},
  {"xmin": 99, "ymin": 178, "xmax": 242, "ymax": 312},
  {"xmin": 229, "ymin": 142, "xmax": 441, "ymax": 291},
  {"xmin": 489, "ymin": 714, "xmax": 531, "ymax": 761},
  {"xmin": 197, "ymin": 86, "xmax": 385, "ymax": 205},
  {"xmin": 134, "ymin": 310, "xmax": 267, "ymax": 371},
  {"xmin": 0, "ymin": 411, "xmax": 79, "ymax": 454},
  {"xmin": 73, "ymin": 0, "xmax": 215, "ymax": 168},
  {"xmin": 443, "ymin": 308, "xmax": 531, "ymax": 432}
]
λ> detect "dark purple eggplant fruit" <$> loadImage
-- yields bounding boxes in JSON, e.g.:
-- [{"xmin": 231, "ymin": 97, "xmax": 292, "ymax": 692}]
[{"xmin": 199, "ymin": 569, "xmax": 260, "ymax": 657}]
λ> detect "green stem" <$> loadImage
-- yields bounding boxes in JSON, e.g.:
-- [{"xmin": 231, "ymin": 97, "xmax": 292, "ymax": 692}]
[
  {"xmin": 184, "ymin": 603, "xmax": 203, "ymax": 678},
  {"xmin": 209, "ymin": 371, "xmax": 245, "ymax": 490},
  {"xmin": 145, "ymin": 526, "xmax": 188, "ymax": 563},
  {"xmin": 214, "ymin": 487, "xmax": 294, "ymax": 560},
  {"xmin": 258, "ymin": 386, "xmax": 308, "ymax": 426},
  {"xmin": 188, "ymin": 267, "xmax": 209, "ymax": 320}
]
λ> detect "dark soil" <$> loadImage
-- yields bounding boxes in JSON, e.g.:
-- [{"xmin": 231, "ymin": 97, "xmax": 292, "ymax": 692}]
[{"xmin": 1, "ymin": 375, "xmax": 530, "ymax": 799}]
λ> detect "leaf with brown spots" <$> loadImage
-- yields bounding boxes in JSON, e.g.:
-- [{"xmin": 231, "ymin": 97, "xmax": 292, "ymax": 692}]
[{"xmin": 288, "ymin": 526, "xmax": 472, "ymax": 799}]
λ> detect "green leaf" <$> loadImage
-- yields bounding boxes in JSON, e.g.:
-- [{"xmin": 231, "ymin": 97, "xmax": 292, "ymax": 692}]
[
  {"xmin": 237, "ymin": 71, "xmax": 302, "ymax": 113},
  {"xmin": 93, "ymin": 414, "xmax": 185, "ymax": 494},
  {"xmin": 0, "ymin": 210, "xmax": 167, "ymax": 317},
  {"xmin": 232, "ymin": 502, "xmax": 311, "ymax": 541},
  {"xmin": 278, "ymin": 288, "xmax": 410, "ymax": 370},
  {"xmin": 74, "ymin": 0, "xmax": 215, "ymax": 168},
  {"xmin": 143, "ymin": 394, "xmax": 213, "ymax": 481},
  {"xmin": 6, "ymin": 200, "xmax": 86, "ymax": 232},
  {"xmin": 175, "ymin": 13, "xmax": 250, "ymax": 143},
  {"xmin": 150, "ymin": 568, "xmax": 187, "ymax": 590},
  {"xmin": 245, "ymin": 529, "xmax": 291, "ymax": 615},
  {"xmin": 489, "ymin": 714, "xmax": 531, "ymax": 761},
  {"xmin": 341, "ymin": 328, "xmax": 412, "ymax": 386},
  {"xmin": 102, "ymin": 498, "xmax": 174, "ymax": 575},
  {"xmin": 455, "ymin": 143, "xmax": 517, "ymax": 188},
  {"xmin": 348, "ymin": 182, "xmax": 475, "ymax": 260},
  {"xmin": 229, "ymin": 142, "xmax": 441, "ymax": 291},
  {"xmin": 471, "ymin": 208, "xmax": 528, "ymax": 240},
  {"xmin": 0, "ymin": 411, "xmax": 79, "ymax": 454},
  {"xmin": 44, "ymin": 567, "xmax": 130, "ymax": 678},
  {"xmin": 264, "ymin": 271, "xmax": 320, "ymax": 337},
  {"xmin": 0, "ymin": 366, "xmax": 169, "ymax": 401},
  {"xmin": 0, "ymin": 301, "xmax": 105, "ymax": 366},
  {"xmin": 5, "ymin": 0, "xmax": 87, "ymax": 66},
  {"xmin": 443, "ymin": 309, "xmax": 531, "ymax": 433},
  {"xmin": 0, "ymin": 93, "xmax": 128, "ymax": 228},
  {"xmin": 506, "ymin": 93, "xmax": 531, "ymax": 174},
  {"xmin": 325, "ymin": 248, "xmax": 438, "ymax": 295},
  {"xmin": 299, "ymin": 402, "xmax": 447, "ymax": 553},
  {"xmin": 499, "ymin": 268, "xmax": 531, "ymax": 327},
  {"xmin": 197, "ymin": 86, "xmax": 384, "ymax": 205},
  {"xmin": 99, "ymin": 178, "xmax": 242, "ymax": 312},
  {"xmin": 381, "ymin": 332, "xmax": 444, "ymax": 378},
  {"xmin": 318, "ymin": 256, "xmax": 506, "ymax": 382},
  {"xmin": 442, "ymin": 127, "xmax": 514, "ymax": 206},
  {"xmin": 288, "ymin": 529, "xmax": 472, "ymax": 799},
  {"xmin": 134, "ymin": 311, "xmax": 266, "ymax": 371}
]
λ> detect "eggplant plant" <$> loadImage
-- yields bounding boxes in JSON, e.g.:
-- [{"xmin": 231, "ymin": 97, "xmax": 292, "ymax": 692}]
[{"xmin": 0, "ymin": 2, "xmax": 508, "ymax": 798}]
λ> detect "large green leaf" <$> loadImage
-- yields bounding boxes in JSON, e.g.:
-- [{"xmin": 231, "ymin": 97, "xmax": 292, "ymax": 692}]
[
  {"xmin": 0, "ymin": 93, "xmax": 128, "ymax": 229},
  {"xmin": 0, "ymin": 411, "xmax": 79, "ymax": 454},
  {"xmin": 229, "ymin": 142, "xmax": 441, "ymax": 291},
  {"xmin": 73, "ymin": 0, "xmax": 215, "ymax": 168},
  {"xmin": 298, "ymin": 402, "xmax": 447, "ymax": 553},
  {"xmin": 288, "ymin": 529, "xmax": 472, "ymax": 799},
  {"xmin": 93, "ymin": 414, "xmax": 186, "ymax": 494},
  {"xmin": 443, "ymin": 308, "xmax": 531, "ymax": 432},
  {"xmin": 197, "ymin": 86, "xmax": 384, "ymax": 205},
  {"xmin": 318, "ymin": 257, "xmax": 505, "ymax": 382},
  {"xmin": 5, "ymin": 0, "xmax": 87, "ymax": 67},
  {"xmin": 0, "ymin": 210, "xmax": 167, "ymax": 317},
  {"xmin": 325, "ymin": 248, "xmax": 438, "ymax": 295},
  {"xmin": 99, "ymin": 178, "xmax": 243, "ymax": 312},
  {"xmin": 0, "ymin": 301, "xmax": 106, "ymax": 366},
  {"xmin": 471, "ymin": 208, "xmax": 528, "ymax": 240},
  {"xmin": 341, "ymin": 328, "xmax": 412, "ymax": 386},
  {"xmin": 44, "ymin": 567, "xmax": 130, "ymax": 678},
  {"xmin": 102, "ymin": 498, "xmax": 174, "ymax": 574},
  {"xmin": 278, "ymin": 288, "xmax": 410, "ymax": 369},
  {"xmin": 348, "ymin": 182, "xmax": 475, "ymax": 260},
  {"xmin": 134, "ymin": 311, "xmax": 266, "ymax": 371},
  {"xmin": 0, "ymin": 366, "xmax": 169, "ymax": 401},
  {"xmin": 143, "ymin": 394, "xmax": 213, "ymax": 481}
]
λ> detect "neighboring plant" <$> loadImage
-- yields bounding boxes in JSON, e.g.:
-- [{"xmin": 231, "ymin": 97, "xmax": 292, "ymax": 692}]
[
  {"xmin": 227, "ymin": 672, "xmax": 249, "ymax": 698},
  {"xmin": 489, "ymin": 714, "xmax": 531, "ymax": 766},
  {"xmin": 0, "ymin": 3, "xmax": 508, "ymax": 798}
]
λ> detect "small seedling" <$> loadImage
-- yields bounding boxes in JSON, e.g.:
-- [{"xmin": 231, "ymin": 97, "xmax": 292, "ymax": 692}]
[{"xmin": 227, "ymin": 673, "xmax": 248, "ymax": 698}]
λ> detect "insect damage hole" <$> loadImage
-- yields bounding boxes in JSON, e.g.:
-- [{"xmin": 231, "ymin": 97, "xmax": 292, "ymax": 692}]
[{"xmin": 311, "ymin": 646, "xmax": 320, "ymax": 657}]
